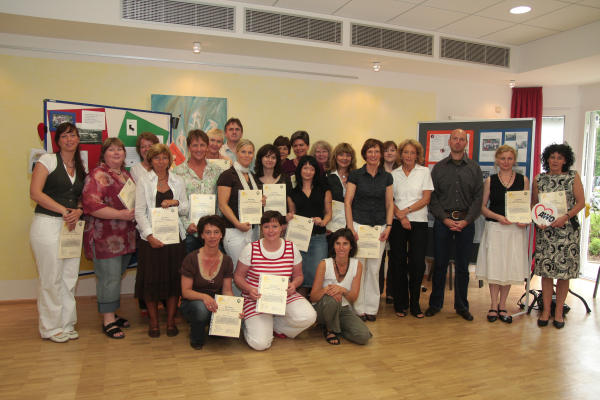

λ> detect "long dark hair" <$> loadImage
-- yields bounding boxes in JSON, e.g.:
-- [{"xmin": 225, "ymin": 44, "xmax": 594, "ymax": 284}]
[
  {"xmin": 294, "ymin": 155, "xmax": 323, "ymax": 189},
  {"xmin": 255, "ymin": 144, "xmax": 282, "ymax": 178},
  {"xmin": 55, "ymin": 122, "xmax": 86, "ymax": 178}
]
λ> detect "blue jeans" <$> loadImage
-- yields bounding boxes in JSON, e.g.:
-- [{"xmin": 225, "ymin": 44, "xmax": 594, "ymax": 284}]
[
  {"xmin": 180, "ymin": 299, "xmax": 211, "ymax": 344},
  {"xmin": 94, "ymin": 253, "xmax": 133, "ymax": 313},
  {"xmin": 300, "ymin": 233, "xmax": 328, "ymax": 288},
  {"xmin": 429, "ymin": 219, "xmax": 475, "ymax": 312}
]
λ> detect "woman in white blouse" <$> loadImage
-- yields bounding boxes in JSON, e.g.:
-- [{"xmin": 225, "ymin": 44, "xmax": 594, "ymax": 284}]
[{"xmin": 389, "ymin": 139, "xmax": 433, "ymax": 319}]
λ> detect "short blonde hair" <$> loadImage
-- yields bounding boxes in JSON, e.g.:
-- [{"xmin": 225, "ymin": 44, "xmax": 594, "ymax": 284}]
[
  {"xmin": 329, "ymin": 143, "xmax": 357, "ymax": 172},
  {"xmin": 236, "ymin": 138, "xmax": 255, "ymax": 153},
  {"xmin": 146, "ymin": 143, "xmax": 173, "ymax": 170},
  {"xmin": 207, "ymin": 128, "xmax": 224, "ymax": 141},
  {"xmin": 495, "ymin": 144, "xmax": 517, "ymax": 160},
  {"xmin": 397, "ymin": 139, "xmax": 425, "ymax": 166}
]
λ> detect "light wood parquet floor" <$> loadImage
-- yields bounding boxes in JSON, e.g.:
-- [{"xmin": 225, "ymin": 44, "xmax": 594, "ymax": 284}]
[{"xmin": 1, "ymin": 274, "xmax": 599, "ymax": 400}]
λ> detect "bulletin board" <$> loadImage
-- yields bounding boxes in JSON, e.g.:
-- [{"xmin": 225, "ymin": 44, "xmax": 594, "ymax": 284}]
[{"xmin": 43, "ymin": 99, "xmax": 172, "ymax": 172}]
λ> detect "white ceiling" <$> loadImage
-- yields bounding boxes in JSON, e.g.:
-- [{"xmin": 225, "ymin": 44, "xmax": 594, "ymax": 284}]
[{"xmin": 234, "ymin": 0, "xmax": 600, "ymax": 45}]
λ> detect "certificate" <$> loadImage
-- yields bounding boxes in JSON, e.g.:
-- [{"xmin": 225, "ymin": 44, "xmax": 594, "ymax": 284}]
[
  {"xmin": 58, "ymin": 220, "xmax": 85, "ymax": 259},
  {"xmin": 207, "ymin": 158, "xmax": 231, "ymax": 170},
  {"xmin": 285, "ymin": 214, "xmax": 314, "ymax": 252},
  {"xmin": 118, "ymin": 178, "xmax": 136, "ymax": 210},
  {"xmin": 326, "ymin": 200, "xmax": 346, "ymax": 232},
  {"xmin": 238, "ymin": 190, "xmax": 262, "ymax": 224},
  {"xmin": 539, "ymin": 191, "xmax": 568, "ymax": 216},
  {"xmin": 256, "ymin": 274, "xmax": 288, "ymax": 316},
  {"xmin": 263, "ymin": 184, "xmax": 287, "ymax": 215},
  {"xmin": 355, "ymin": 224, "xmax": 381, "ymax": 259},
  {"xmin": 151, "ymin": 207, "xmax": 180, "ymax": 244},
  {"xmin": 189, "ymin": 194, "xmax": 216, "ymax": 225},
  {"xmin": 209, "ymin": 295, "xmax": 244, "ymax": 338},
  {"xmin": 505, "ymin": 190, "xmax": 531, "ymax": 223}
]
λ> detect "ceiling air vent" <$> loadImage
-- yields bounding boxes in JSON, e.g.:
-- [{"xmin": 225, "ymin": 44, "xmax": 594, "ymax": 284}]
[
  {"xmin": 440, "ymin": 37, "xmax": 509, "ymax": 67},
  {"xmin": 351, "ymin": 24, "xmax": 433, "ymax": 56},
  {"xmin": 245, "ymin": 9, "xmax": 342, "ymax": 44},
  {"xmin": 121, "ymin": 0, "xmax": 234, "ymax": 31}
]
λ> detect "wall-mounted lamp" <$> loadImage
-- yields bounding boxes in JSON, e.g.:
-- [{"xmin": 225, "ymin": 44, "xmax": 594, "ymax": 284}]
[
  {"xmin": 192, "ymin": 42, "xmax": 202, "ymax": 54},
  {"xmin": 372, "ymin": 62, "xmax": 381, "ymax": 72},
  {"xmin": 509, "ymin": 80, "xmax": 516, "ymax": 88}
]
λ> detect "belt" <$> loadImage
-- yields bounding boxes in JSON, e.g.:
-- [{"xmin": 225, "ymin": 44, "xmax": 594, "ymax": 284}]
[{"xmin": 445, "ymin": 210, "xmax": 467, "ymax": 221}]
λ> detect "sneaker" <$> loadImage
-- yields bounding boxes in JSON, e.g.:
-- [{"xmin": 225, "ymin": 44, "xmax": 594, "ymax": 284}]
[
  {"xmin": 65, "ymin": 330, "xmax": 79, "ymax": 340},
  {"xmin": 48, "ymin": 332, "xmax": 69, "ymax": 343}
]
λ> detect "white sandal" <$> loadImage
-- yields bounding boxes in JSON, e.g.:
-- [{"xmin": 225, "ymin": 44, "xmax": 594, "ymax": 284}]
[
  {"xmin": 48, "ymin": 332, "xmax": 69, "ymax": 343},
  {"xmin": 65, "ymin": 330, "xmax": 79, "ymax": 340}
]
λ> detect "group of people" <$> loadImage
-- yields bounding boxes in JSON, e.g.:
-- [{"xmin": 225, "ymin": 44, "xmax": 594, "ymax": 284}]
[{"xmin": 29, "ymin": 119, "xmax": 584, "ymax": 349}]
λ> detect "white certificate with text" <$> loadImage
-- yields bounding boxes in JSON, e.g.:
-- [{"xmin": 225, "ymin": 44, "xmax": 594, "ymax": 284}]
[
  {"xmin": 263, "ymin": 184, "xmax": 287, "ymax": 215},
  {"xmin": 151, "ymin": 207, "xmax": 180, "ymax": 244},
  {"xmin": 355, "ymin": 224, "xmax": 381, "ymax": 259},
  {"xmin": 285, "ymin": 214, "xmax": 314, "ymax": 252},
  {"xmin": 256, "ymin": 274, "xmax": 288, "ymax": 316},
  {"xmin": 189, "ymin": 194, "xmax": 216, "ymax": 225},
  {"xmin": 58, "ymin": 220, "xmax": 85, "ymax": 259},
  {"xmin": 238, "ymin": 190, "xmax": 263, "ymax": 224},
  {"xmin": 326, "ymin": 200, "xmax": 346, "ymax": 232},
  {"xmin": 118, "ymin": 178, "xmax": 136, "ymax": 210},
  {"xmin": 505, "ymin": 190, "xmax": 531, "ymax": 223},
  {"xmin": 539, "ymin": 191, "xmax": 568, "ymax": 216},
  {"xmin": 209, "ymin": 295, "xmax": 244, "ymax": 338}
]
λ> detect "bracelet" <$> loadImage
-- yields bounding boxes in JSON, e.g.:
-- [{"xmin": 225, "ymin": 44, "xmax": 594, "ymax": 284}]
[{"xmin": 386, "ymin": 224, "xmax": 392, "ymax": 227}]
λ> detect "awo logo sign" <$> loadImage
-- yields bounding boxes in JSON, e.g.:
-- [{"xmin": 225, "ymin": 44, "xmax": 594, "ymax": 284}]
[{"xmin": 531, "ymin": 203, "xmax": 557, "ymax": 226}]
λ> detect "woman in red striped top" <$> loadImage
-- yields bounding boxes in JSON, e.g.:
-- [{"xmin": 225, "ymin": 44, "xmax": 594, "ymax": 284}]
[{"xmin": 234, "ymin": 211, "xmax": 317, "ymax": 350}]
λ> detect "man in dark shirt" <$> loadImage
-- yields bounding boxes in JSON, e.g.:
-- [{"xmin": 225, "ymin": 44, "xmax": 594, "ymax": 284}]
[{"xmin": 426, "ymin": 129, "xmax": 483, "ymax": 321}]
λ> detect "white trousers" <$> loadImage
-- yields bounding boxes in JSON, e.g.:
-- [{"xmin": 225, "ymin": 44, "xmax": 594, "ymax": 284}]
[
  {"xmin": 243, "ymin": 298, "xmax": 316, "ymax": 351},
  {"xmin": 353, "ymin": 222, "xmax": 386, "ymax": 316},
  {"xmin": 29, "ymin": 214, "xmax": 80, "ymax": 338},
  {"xmin": 224, "ymin": 226, "xmax": 258, "ymax": 295}
]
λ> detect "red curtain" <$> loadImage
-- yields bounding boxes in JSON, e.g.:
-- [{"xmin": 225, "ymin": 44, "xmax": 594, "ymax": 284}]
[{"xmin": 511, "ymin": 87, "xmax": 543, "ymax": 177}]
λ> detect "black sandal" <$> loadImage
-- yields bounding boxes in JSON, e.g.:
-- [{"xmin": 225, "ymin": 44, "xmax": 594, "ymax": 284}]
[
  {"xmin": 114, "ymin": 315, "xmax": 130, "ymax": 328},
  {"xmin": 324, "ymin": 331, "xmax": 341, "ymax": 345},
  {"xmin": 487, "ymin": 309, "xmax": 498, "ymax": 323},
  {"xmin": 102, "ymin": 322, "xmax": 125, "ymax": 339},
  {"xmin": 498, "ymin": 309, "xmax": 512, "ymax": 324}
]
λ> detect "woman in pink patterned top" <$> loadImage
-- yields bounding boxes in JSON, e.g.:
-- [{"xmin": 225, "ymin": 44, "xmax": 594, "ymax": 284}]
[
  {"xmin": 82, "ymin": 138, "xmax": 137, "ymax": 339},
  {"xmin": 234, "ymin": 211, "xmax": 316, "ymax": 351}
]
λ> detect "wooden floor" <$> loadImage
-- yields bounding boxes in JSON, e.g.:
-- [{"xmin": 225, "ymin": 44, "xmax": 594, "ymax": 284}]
[{"xmin": 1, "ymin": 275, "xmax": 599, "ymax": 400}]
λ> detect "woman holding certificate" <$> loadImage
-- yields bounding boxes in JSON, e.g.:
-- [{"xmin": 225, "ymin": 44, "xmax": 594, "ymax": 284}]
[
  {"xmin": 173, "ymin": 130, "xmax": 222, "ymax": 254},
  {"xmin": 380, "ymin": 140, "xmax": 400, "ymax": 304},
  {"xmin": 345, "ymin": 139, "xmax": 394, "ymax": 321},
  {"xmin": 476, "ymin": 145, "xmax": 529, "ymax": 323},
  {"xmin": 130, "ymin": 132, "xmax": 159, "ymax": 183},
  {"xmin": 135, "ymin": 144, "xmax": 189, "ymax": 338},
  {"xmin": 217, "ymin": 139, "xmax": 259, "ymax": 282},
  {"xmin": 206, "ymin": 128, "xmax": 232, "ymax": 166},
  {"xmin": 389, "ymin": 139, "xmax": 433, "ymax": 319},
  {"xmin": 532, "ymin": 143, "xmax": 585, "ymax": 329},
  {"xmin": 287, "ymin": 155, "xmax": 332, "ymax": 296},
  {"xmin": 327, "ymin": 143, "xmax": 357, "ymax": 202},
  {"xmin": 82, "ymin": 138, "xmax": 136, "ymax": 339},
  {"xmin": 30, "ymin": 122, "xmax": 86, "ymax": 343},
  {"xmin": 180, "ymin": 215, "xmax": 234, "ymax": 349},
  {"xmin": 234, "ymin": 211, "xmax": 317, "ymax": 351},
  {"xmin": 254, "ymin": 144, "xmax": 291, "ymax": 188},
  {"xmin": 311, "ymin": 228, "xmax": 371, "ymax": 345}
]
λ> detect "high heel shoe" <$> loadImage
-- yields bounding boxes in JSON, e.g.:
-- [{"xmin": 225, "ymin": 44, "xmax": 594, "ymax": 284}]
[
  {"xmin": 537, "ymin": 318, "xmax": 549, "ymax": 327},
  {"xmin": 553, "ymin": 319, "xmax": 565, "ymax": 329},
  {"xmin": 497, "ymin": 308, "xmax": 512, "ymax": 324},
  {"xmin": 486, "ymin": 309, "xmax": 498, "ymax": 322}
]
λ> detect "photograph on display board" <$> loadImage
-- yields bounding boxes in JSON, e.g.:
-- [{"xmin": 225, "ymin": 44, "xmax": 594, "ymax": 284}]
[
  {"xmin": 478, "ymin": 131, "xmax": 502, "ymax": 162},
  {"xmin": 48, "ymin": 110, "xmax": 76, "ymax": 130},
  {"xmin": 151, "ymin": 94, "xmax": 227, "ymax": 161},
  {"xmin": 424, "ymin": 129, "xmax": 474, "ymax": 166}
]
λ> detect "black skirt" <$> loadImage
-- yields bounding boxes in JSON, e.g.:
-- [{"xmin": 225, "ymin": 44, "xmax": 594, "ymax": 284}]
[{"xmin": 135, "ymin": 238, "xmax": 184, "ymax": 301}]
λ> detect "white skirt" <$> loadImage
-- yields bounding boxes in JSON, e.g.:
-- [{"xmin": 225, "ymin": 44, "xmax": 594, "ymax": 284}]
[{"xmin": 476, "ymin": 221, "xmax": 529, "ymax": 285}]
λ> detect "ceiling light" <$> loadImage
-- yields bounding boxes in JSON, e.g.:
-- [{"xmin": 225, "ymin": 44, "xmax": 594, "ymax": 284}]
[
  {"xmin": 372, "ymin": 62, "xmax": 381, "ymax": 72},
  {"xmin": 192, "ymin": 42, "xmax": 202, "ymax": 53},
  {"xmin": 510, "ymin": 6, "xmax": 532, "ymax": 14}
]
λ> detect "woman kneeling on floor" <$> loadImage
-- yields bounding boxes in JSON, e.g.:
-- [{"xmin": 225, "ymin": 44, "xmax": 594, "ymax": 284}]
[
  {"xmin": 310, "ymin": 228, "xmax": 372, "ymax": 345},
  {"xmin": 180, "ymin": 215, "xmax": 235, "ymax": 349}
]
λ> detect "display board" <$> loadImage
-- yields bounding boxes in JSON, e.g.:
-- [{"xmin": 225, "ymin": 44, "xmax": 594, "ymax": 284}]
[{"xmin": 44, "ymin": 99, "xmax": 172, "ymax": 172}]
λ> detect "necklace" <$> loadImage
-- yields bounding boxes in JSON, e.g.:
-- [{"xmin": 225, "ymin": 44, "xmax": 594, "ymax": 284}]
[
  {"xmin": 498, "ymin": 171, "xmax": 514, "ymax": 189},
  {"xmin": 333, "ymin": 257, "xmax": 348, "ymax": 282}
]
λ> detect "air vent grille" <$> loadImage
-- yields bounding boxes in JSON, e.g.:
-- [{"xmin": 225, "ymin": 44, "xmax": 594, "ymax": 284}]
[
  {"xmin": 351, "ymin": 24, "xmax": 433, "ymax": 56},
  {"xmin": 245, "ymin": 9, "xmax": 342, "ymax": 44},
  {"xmin": 121, "ymin": 0, "xmax": 234, "ymax": 31},
  {"xmin": 440, "ymin": 38, "xmax": 510, "ymax": 67}
]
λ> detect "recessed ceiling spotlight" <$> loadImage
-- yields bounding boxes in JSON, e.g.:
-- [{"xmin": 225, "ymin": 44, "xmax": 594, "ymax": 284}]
[
  {"xmin": 192, "ymin": 42, "xmax": 202, "ymax": 53},
  {"xmin": 510, "ymin": 6, "xmax": 532, "ymax": 14},
  {"xmin": 372, "ymin": 62, "xmax": 381, "ymax": 72}
]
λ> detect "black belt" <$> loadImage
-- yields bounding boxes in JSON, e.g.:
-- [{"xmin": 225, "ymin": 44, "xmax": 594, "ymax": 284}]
[{"xmin": 445, "ymin": 210, "xmax": 467, "ymax": 221}]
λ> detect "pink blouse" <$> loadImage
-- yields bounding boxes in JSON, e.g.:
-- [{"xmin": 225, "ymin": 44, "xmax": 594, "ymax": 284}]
[{"xmin": 82, "ymin": 163, "xmax": 136, "ymax": 260}]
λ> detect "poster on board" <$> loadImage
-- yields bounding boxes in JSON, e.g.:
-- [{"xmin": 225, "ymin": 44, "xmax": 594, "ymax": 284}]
[{"xmin": 425, "ymin": 130, "xmax": 474, "ymax": 166}]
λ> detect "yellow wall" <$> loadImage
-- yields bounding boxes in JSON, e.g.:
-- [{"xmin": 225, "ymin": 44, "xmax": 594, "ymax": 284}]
[{"xmin": 0, "ymin": 53, "xmax": 435, "ymax": 281}]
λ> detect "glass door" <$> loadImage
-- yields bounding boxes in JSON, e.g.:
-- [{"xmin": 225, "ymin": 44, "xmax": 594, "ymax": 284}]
[{"xmin": 581, "ymin": 110, "xmax": 600, "ymax": 279}]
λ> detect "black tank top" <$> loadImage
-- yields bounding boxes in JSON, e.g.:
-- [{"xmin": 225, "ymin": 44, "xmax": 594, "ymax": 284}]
[{"xmin": 486, "ymin": 173, "xmax": 525, "ymax": 221}]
